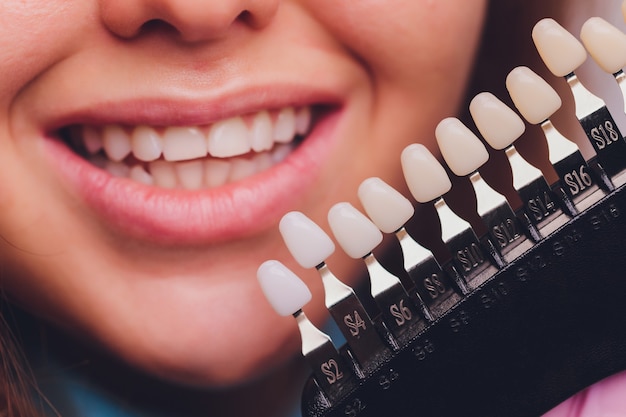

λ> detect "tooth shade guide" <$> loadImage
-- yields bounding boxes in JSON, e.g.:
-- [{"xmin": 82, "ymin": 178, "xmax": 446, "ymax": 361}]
[
  {"xmin": 401, "ymin": 144, "xmax": 452, "ymax": 203},
  {"xmin": 316, "ymin": 264, "xmax": 391, "ymax": 372},
  {"xmin": 357, "ymin": 177, "xmax": 414, "ymax": 234},
  {"xmin": 294, "ymin": 311, "xmax": 356, "ymax": 402},
  {"xmin": 469, "ymin": 92, "xmax": 526, "ymax": 150},
  {"xmin": 580, "ymin": 17, "xmax": 626, "ymax": 74},
  {"xmin": 539, "ymin": 120, "xmax": 597, "ymax": 202},
  {"xmin": 565, "ymin": 73, "xmax": 626, "ymax": 177},
  {"xmin": 257, "ymin": 260, "xmax": 313, "ymax": 317},
  {"xmin": 468, "ymin": 172, "xmax": 524, "ymax": 260},
  {"xmin": 505, "ymin": 67, "xmax": 562, "ymax": 125},
  {"xmin": 435, "ymin": 117, "xmax": 489, "ymax": 177},
  {"xmin": 363, "ymin": 254, "xmax": 423, "ymax": 341},
  {"xmin": 279, "ymin": 211, "xmax": 336, "ymax": 269},
  {"xmin": 327, "ymin": 203, "xmax": 383, "ymax": 259},
  {"xmin": 532, "ymin": 18, "xmax": 588, "ymax": 77}
]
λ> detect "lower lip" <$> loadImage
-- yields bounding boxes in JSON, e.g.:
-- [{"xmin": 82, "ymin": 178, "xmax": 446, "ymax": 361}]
[{"xmin": 44, "ymin": 110, "xmax": 343, "ymax": 245}]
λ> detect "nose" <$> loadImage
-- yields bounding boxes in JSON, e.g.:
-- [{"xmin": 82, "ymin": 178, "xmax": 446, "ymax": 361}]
[{"xmin": 99, "ymin": 0, "xmax": 279, "ymax": 42}]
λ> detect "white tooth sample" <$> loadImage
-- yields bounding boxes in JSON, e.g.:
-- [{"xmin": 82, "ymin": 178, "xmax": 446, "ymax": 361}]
[
  {"xmin": 204, "ymin": 159, "xmax": 231, "ymax": 188},
  {"xmin": 273, "ymin": 107, "xmax": 296, "ymax": 143},
  {"xmin": 328, "ymin": 202, "xmax": 383, "ymax": 259},
  {"xmin": 163, "ymin": 127, "xmax": 207, "ymax": 162},
  {"xmin": 469, "ymin": 92, "xmax": 526, "ymax": 150},
  {"xmin": 149, "ymin": 160, "xmax": 178, "ymax": 188},
  {"xmin": 131, "ymin": 126, "xmax": 163, "ymax": 162},
  {"xmin": 129, "ymin": 165, "xmax": 154, "ymax": 186},
  {"xmin": 532, "ymin": 18, "xmax": 588, "ymax": 77},
  {"xmin": 279, "ymin": 211, "xmax": 335, "ymax": 269},
  {"xmin": 257, "ymin": 260, "xmax": 312, "ymax": 316},
  {"xmin": 506, "ymin": 66, "xmax": 562, "ymax": 125},
  {"xmin": 295, "ymin": 107, "xmax": 312, "ymax": 135},
  {"xmin": 250, "ymin": 111, "xmax": 273, "ymax": 152},
  {"xmin": 175, "ymin": 160, "xmax": 204, "ymax": 190},
  {"xmin": 357, "ymin": 177, "xmax": 414, "ymax": 233},
  {"xmin": 207, "ymin": 116, "xmax": 251, "ymax": 158},
  {"xmin": 102, "ymin": 125, "xmax": 132, "ymax": 162},
  {"xmin": 229, "ymin": 157, "xmax": 257, "ymax": 182},
  {"xmin": 105, "ymin": 160, "xmax": 130, "ymax": 178},
  {"xmin": 401, "ymin": 144, "xmax": 451, "ymax": 203},
  {"xmin": 436, "ymin": 117, "xmax": 489, "ymax": 177},
  {"xmin": 580, "ymin": 17, "xmax": 626, "ymax": 74},
  {"xmin": 83, "ymin": 126, "xmax": 103, "ymax": 154}
]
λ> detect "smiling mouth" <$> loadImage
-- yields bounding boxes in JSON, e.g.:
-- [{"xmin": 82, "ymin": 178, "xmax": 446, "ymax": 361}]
[{"xmin": 59, "ymin": 105, "xmax": 319, "ymax": 190}]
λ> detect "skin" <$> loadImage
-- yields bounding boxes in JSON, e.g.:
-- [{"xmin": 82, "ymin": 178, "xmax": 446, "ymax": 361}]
[
  {"xmin": 2, "ymin": 0, "xmax": 623, "ymax": 416},
  {"xmin": 0, "ymin": 0, "xmax": 486, "ymax": 388}
]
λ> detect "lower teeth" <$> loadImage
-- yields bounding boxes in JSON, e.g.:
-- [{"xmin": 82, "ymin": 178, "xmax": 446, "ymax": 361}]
[{"xmin": 92, "ymin": 144, "xmax": 294, "ymax": 190}]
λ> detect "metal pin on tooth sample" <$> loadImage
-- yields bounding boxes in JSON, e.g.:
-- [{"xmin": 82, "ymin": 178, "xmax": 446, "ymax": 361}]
[
  {"xmin": 327, "ymin": 202, "xmax": 423, "ymax": 344},
  {"xmin": 358, "ymin": 177, "xmax": 458, "ymax": 320},
  {"xmin": 279, "ymin": 211, "xmax": 390, "ymax": 373},
  {"xmin": 506, "ymin": 66, "xmax": 601, "ymax": 209},
  {"xmin": 401, "ymin": 144, "xmax": 489, "ymax": 291},
  {"xmin": 435, "ymin": 117, "xmax": 526, "ymax": 264},
  {"xmin": 257, "ymin": 260, "xmax": 355, "ymax": 403},
  {"xmin": 580, "ymin": 17, "xmax": 626, "ymax": 117},
  {"xmin": 533, "ymin": 18, "xmax": 626, "ymax": 178}
]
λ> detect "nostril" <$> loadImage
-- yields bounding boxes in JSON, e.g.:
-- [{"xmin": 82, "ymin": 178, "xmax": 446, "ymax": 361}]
[{"xmin": 139, "ymin": 19, "xmax": 179, "ymax": 38}]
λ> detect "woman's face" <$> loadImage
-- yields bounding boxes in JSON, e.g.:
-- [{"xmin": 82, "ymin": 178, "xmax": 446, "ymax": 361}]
[{"xmin": 0, "ymin": 0, "xmax": 486, "ymax": 386}]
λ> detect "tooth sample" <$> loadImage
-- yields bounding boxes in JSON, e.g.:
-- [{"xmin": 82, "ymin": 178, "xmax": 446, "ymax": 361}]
[
  {"xmin": 295, "ymin": 107, "xmax": 312, "ymax": 135},
  {"xmin": 400, "ymin": 144, "xmax": 451, "ymax": 203},
  {"xmin": 204, "ymin": 159, "xmax": 231, "ymax": 188},
  {"xmin": 175, "ymin": 160, "xmax": 204, "ymax": 190},
  {"xmin": 208, "ymin": 117, "xmax": 251, "ymax": 158},
  {"xmin": 327, "ymin": 203, "xmax": 383, "ymax": 260},
  {"xmin": 435, "ymin": 118, "xmax": 489, "ymax": 177},
  {"xmin": 437, "ymin": 118, "xmax": 523, "ymax": 261},
  {"xmin": 229, "ymin": 157, "xmax": 257, "ymax": 182},
  {"xmin": 102, "ymin": 125, "xmax": 132, "ymax": 162},
  {"xmin": 357, "ymin": 177, "xmax": 414, "ymax": 234},
  {"xmin": 250, "ymin": 111, "xmax": 273, "ymax": 152},
  {"xmin": 580, "ymin": 17, "xmax": 626, "ymax": 75},
  {"xmin": 469, "ymin": 92, "xmax": 526, "ymax": 150},
  {"xmin": 328, "ymin": 202, "xmax": 421, "ymax": 339},
  {"xmin": 401, "ymin": 144, "xmax": 483, "ymax": 287},
  {"xmin": 505, "ymin": 67, "xmax": 562, "ymax": 125},
  {"xmin": 533, "ymin": 19, "xmax": 626, "ymax": 178},
  {"xmin": 83, "ymin": 126, "xmax": 103, "ymax": 154},
  {"xmin": 257, "ymin": 260, "xmax": 313, "ymax": 317},
  {"xmin": 274, "ymin": 107, "xmax": 297, "ymax": 143},
  {"xmin": 271, "ymin": 144, "xmax": 292, "ymax": 163},
  {"xmin": 358, "ymin": 177, "xmax": 452, "ymax": 321},
  {"xmin": 280, "ymin": 211, "xmax": 390, "ymax": 370},
  {"xmin": 257, "ymin": 260, "xmax": 355, "ymax": 398},
  {"xmin": 149, "ymin": 160, "xmax": 178, "ymax": 188},
  {"xmin": 162, "ymin": 127, "xmax": 207, "ymax": 162},
  {"xmin": 507, "ymin": 66, "xmax": 597, "ymax": 203},
  {"xmin": 129, "ymin": 165, "xmax": 154, "ymax": 185},
  {"xmin": 279, "ymin": 211, "xmax": 335, "ymax": 269},
  {"xmin": 532, "ymin": 18, "xmax": 588, "ymax": 77},
  {"xmin": 580, "ymin": 17, "xmax": 626, "ymax": 115},
  {"xmin": 132, "ymin": 126, "xmax": 163, "ymax": 162}
]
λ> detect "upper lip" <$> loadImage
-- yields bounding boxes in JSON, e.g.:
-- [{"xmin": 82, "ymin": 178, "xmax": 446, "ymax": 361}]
[{"xmin": 38, "ymin": 85, "xmax": 341, "ymax": 133}]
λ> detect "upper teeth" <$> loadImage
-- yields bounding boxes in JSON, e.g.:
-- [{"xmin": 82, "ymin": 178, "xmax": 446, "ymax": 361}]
[{"xmin": 86, "ymin": 106, "xmax": 311, "ymax": 163}]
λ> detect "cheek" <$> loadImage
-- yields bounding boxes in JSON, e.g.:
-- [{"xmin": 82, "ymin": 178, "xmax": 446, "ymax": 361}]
[
  {"xmin": 307, "ymin": 0, "xmax": 487, "ymax": 84},
  {"xmin": 0, "ymin": 1, "xmax": 93, "ymax": 105}
]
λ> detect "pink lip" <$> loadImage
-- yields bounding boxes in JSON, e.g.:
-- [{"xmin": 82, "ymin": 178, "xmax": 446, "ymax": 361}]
[{"xmin": 43, "ymin": 104, "xmax": 343, "ymax": 246}]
